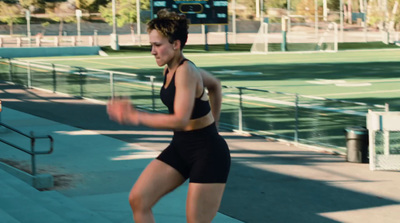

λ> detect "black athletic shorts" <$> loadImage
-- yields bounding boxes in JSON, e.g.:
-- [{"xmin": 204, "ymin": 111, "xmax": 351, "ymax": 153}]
[{"xmin": 156, "ymin": 123, "xmax": 231, "ymax": 183}]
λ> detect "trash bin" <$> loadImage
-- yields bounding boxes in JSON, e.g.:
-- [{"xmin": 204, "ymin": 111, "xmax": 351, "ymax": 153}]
[{"xmin": 345, "ymin": 126, "xmax": 369, "ymax": 163}]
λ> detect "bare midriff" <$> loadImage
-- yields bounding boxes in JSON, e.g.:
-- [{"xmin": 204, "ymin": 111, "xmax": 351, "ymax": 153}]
[{"xmin": 182, "ymin": 111, "xmax": 214, "ymax": 131}]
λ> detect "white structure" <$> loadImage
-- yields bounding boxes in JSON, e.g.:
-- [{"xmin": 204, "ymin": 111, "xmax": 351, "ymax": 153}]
[{"xmin": 367, "ymin": 110, "xmax": 400, "ymax": 170}]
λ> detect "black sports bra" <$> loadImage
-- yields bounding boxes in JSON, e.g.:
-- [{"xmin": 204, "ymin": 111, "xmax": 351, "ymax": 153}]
[{"xmin": 160, "ymin": 59, "xmax": 211, "ymax": 119}]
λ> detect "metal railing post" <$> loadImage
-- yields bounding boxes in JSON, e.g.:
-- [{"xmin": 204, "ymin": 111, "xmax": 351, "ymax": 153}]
[
  {"xmin": 384, "ymin": 103, "xmax": 390, "ymax": 155},
  {"xmin": 52, "ymin": 63, "xmax": 56, "ymax": 93},
  {"xmin": 27, "ymin": 62, "xmax": 32, "ymax": 88},
  {"xmin": 30, "ymin": 132, "xmax": 37, "ymax": 175},
  {"xmin": 294, "ymin": 93, "xmax": 299, "ymax": 143},
  {"xmin": 0, "ymin": 100, "xmax": 2, "ymax": 123},
  {"xmin": 150, "ymin": 76, "xmax": 155, "ymax": 111},
  {"xmin": 8, "ymin": 58, "xmax": 13, "ymax": 82},
  {"xmin": 110, "ymin": 72, "xmax": 114, "ymax": 98},
  {"xmin": 79, "ymin": 68, "xmax": 84, "ymax": 98},
  {"xmin": 238, "ymin": 87, "xmax": 243, "ymax": 132}
]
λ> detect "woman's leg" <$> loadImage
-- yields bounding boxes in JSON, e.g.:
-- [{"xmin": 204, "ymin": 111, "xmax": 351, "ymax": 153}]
[
  {"xmin": 129, "ymin": 159, "xmax": 186, "ymax": 223},
  {"xmin": 186, "ymin": 183, "xmax": 226, "ymax": 223}
]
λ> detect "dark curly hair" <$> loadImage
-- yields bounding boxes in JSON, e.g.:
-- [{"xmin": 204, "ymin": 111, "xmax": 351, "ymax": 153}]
[{"xmin": 147, "ymin": 9, "xmax": 189, "ymax": 49}]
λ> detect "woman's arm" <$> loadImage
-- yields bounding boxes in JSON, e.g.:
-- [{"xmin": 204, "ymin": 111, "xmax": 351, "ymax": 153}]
[{"xmin": 199, "ymin": 68, "xmax": 222, "ymax": 126}]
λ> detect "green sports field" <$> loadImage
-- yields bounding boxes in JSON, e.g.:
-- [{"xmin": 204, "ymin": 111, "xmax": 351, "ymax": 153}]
[
  {"xmin": 5, "ymin": 44, "xmax": 400, "ymax": 151},
  {"xmin": 22, "ymin": 46, "xmax": 400, "ymax": 108}
]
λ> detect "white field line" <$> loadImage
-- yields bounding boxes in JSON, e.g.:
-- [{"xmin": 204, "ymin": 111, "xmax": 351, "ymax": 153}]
[
  {"xmin": 225, "ymin": 94, "xmax": 367, "ymax": 116},
  {"xmin": 22, "ymin": 52, "xmax": 255, "ymax": 62},
  {"xmin": 317, "ymin": 89, "xmax": 400, "ymax": 98}
]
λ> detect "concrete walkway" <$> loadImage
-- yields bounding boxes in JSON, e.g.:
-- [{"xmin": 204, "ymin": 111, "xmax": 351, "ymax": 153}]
[{"xmin": 1, "ymin": 83, "xmax": 400, "ymax": 222}]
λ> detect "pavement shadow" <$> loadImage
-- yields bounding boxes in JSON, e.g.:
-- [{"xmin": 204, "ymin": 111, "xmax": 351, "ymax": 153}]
[
  {"xmin": 220, "ymin": 147, "xmax": 397, "ymax": 222},
  {"xmin": 1, "ymin": 83, "xmax": 398, "ymax": 223}
]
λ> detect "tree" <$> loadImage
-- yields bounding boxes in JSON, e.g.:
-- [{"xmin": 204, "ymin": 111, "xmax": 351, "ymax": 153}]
[
  {"xmin": 19, "ymin": 0, "xmax": 46, "ymax": 12},
  {"xmin": 99, "ymin": 0, "xmax": 150, "ymax": 41},
  {"xmin": 295, "ymin": 0, "xmax": 323, "ymax": 22},
  {"xmin": 0, "ymin": 1, "xmax": 23, "ymax": 35},
  {"xmin": 75, "ymin": 0, "xmax": 107, "ymax": 12},
  {"xmin": 368, "ymin": 0, "xmax": 400, "ymax": 30},
  {"xmin": 45, "ymin": 1, "xmax": 76, "ymax": 36}
]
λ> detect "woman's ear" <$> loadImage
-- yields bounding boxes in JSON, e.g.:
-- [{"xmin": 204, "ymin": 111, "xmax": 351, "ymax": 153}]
[{"xmin": 173, "ymin": 40, "xmax": 181, "ymax": 50}]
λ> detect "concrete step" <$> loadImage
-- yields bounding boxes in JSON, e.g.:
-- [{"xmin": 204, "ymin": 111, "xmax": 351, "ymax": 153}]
[
  {"xmin": 39, "ymin": 191, "xmax": 113, "ymax": 223},
  {"xmin": 0, "ymin": 208, "xmax": 20, "ymax": 223},
  {"xmin": 0, "ymin": 169, "xmax": 112, "ymax": 223},
  {"xmin": 0, "ymin": 179, "xmax": 67, "ymax": 223}
]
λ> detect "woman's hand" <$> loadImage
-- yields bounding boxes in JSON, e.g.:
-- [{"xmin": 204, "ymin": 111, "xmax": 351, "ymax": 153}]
[{"xmin": 107, "ymin": 97, "xmax": 140, "ymax": 125}]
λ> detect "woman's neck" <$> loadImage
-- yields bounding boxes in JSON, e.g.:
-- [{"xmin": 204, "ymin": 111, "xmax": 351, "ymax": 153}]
[{"xmin": 167, "ymin": 53, "xmax": 185, "ymax": 71}]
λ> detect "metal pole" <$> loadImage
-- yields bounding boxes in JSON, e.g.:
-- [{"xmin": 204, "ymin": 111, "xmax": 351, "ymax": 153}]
[
  {"xmin": 79, "ymin": 68, "xmax": 84, "ymax": 98},
  {"xmin": 238, "ymin": 87, "xmax": 243, "ymax": 132},
  {"xmin": 94, "ymin": 30, "xmax": 98, "ymax": 46},
  {"xmin": 232, "ymin": 0, "xmax": 237, "ymax": 43},
  {"xmin": 287, "ymin": 0, "xmax": 291, "ymax": 32},
  {"xmin": 225, "ymin": 25, "xmax": 229, "ymax": 51},
  {"xmin": 52, "ymin": 63, "xmax": 56, "ymax": 93},
  {"xmin": 110, "ymin": 72, "xmax": 114, "ymax": 98},
  {"xmin": 30, "ymin": 132, "xmax": 36, "ymax": 175},
  {"xmin": 78, "ymin": 14, "xmax": 81, "ymax": 43},
  {"xmin": 384, "ymin": 103, "xmax": 390, "ymax": 155},
  {"xmin": 0, "ymin": 100, "xmax": 2, "ymax": 124},
  {"xmin": 8, "ymin": 58, "xmax": 13, "ymax": 82},
  {"xmin": 136, "ymin": 0, "xmax": 142, "ymax": 46},
  {"xmin": 315, "ymin": 0, "xmax": 319, "ymax": 38},
  {"xmin": 150, "ymin": 76, "xmax": 155, "ymax": 111},
  {"xmin": 256, "ymin": 0, "xmax": 260, "ymax": 18},
  {"xmin": 204, "ymin": 25, "xmax": 209, "ymax": 51},
  {"xmin": 340, "ymin": 0, "xmax": 344, "ymax": 42},
  {"xmin": 323, "ymin": 0, "xmax": 328, "ymax": 21},
  {"xmin": 26, "ymin": 10, "xmax": 31, "ymax": 47},
  {"xmin": 111, "ymin": 0, "xmax": 120, "ymax": 50},
  {"xmin": 27, "ymin": 62, "xmax": 32, "ymax": 88},
  {"xmin": 333, "ymin": 22, "xmax": 338, "ymax": 52},
  {"xmin": 76, "ymin": 10, "xmax": 82, "ymax": 43},
  {"xmin": 362, "ymin": 0, "xmax": 368, "ymax": 41},
  {"xmin": 77, "ymin": 17, "xmax": 81, "ymax": 43},
  {"xmin": 264, "ymin": 23, "xmax": 269, "ymax": 52},
  {"xmin": 294, "ymin": 94, "xmax": 299, "ymax": 143},
  {"xmin": 112, "ymin": 0, "xmax": 117, "ymax": 36},
  {"xmin": 150, "ymin": 0, "xmax": 154, "ymax": 19}
]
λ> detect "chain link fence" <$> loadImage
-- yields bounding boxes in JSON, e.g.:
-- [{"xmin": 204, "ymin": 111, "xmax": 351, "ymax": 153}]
[{"xmin": 0, "ymin": 59, "xmax": 388, "ymax": 152}]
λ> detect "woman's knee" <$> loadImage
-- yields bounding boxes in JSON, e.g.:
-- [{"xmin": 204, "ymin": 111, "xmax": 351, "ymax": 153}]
[{"xmin": 129, "ymin": 188, "xmax": 150, "ymax": 212}]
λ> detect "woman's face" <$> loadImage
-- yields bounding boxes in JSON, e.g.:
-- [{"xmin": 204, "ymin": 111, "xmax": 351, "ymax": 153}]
[{"xmin": 149, "ymin": 29, "xmax": 175, "ymax": 67}]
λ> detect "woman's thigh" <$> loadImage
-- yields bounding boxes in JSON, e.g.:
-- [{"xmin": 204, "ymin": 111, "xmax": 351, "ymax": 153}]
[
  {"xmin": 186, "ymin": 183, "xmax": 226, "ymax": 223},
  {"xmin": 130, "ymin": 159, "xmax": 186, "ymax": 208}
]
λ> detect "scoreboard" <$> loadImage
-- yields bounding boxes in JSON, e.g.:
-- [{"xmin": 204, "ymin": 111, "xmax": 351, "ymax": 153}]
[{"xmin": 152, "ymin": 0, "xmax": 228, "ymax": 24}]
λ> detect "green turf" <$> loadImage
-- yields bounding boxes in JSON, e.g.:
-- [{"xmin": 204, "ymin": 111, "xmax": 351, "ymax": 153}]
[
  {"xmin": 4, "ymin": 45, "xmax": 400, "ymax": 150},
  {"xmin": 99, "ymin": 41, "xmax": 399, "ymax": 56},
  {"xmin": 20, "ymin": 47, "xmax": 400, "ymax": 107}
]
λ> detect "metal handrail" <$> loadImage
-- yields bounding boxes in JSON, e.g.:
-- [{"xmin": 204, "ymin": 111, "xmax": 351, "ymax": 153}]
[
  {"xmin": 1, "ymin": 58, "xmax": 391, "ymax": 150},
  {"xmin": 0, "ymin": 122, "xmax": 54, "ymax": 175}
]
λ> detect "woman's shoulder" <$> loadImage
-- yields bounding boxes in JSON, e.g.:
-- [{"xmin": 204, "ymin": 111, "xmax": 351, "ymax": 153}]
[
  {"xmin": 180, "ymin": 59, "xmax": 199, "ymax": 71},
  {"xmin": 175, "ymin": 60, "xmax": 199, "ymax": 80}
]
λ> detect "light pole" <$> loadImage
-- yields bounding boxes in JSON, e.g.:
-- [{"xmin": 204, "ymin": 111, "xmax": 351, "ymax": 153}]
[
  {"xmin": 256, "ymin": 0, "xmax": 260, "ymax": 18},
  {"xmin": 25, "ymin": 10, "xmax": 31, "ymax": 47},
  {"xmin": 136, "ymin": 0, "xmax": 141, "ymax": 46},
  {"xmin": 340, "ymin": 0, "xmax": 344, "ymax": 41},
  {"xmin": 315, "ymin": 0, "xmax": 318, "ymax": 38},
  {"xmin": 260, "ymin": 0, "xmax": 264, "ymax": 23},
  {"xmin": 111, "ymin": 0, "xmax": 120, "ymax": 50},
  {"xmin": 287, "ymin": 0, "xmax": 291, "ymax": 32},
  {"xmin": 76, "ymin": 9, "xmax": 82, "ymax": 43},
  {"xmin": 232, "ymin": 0, "xmax": 236, "ymax": 43}
]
